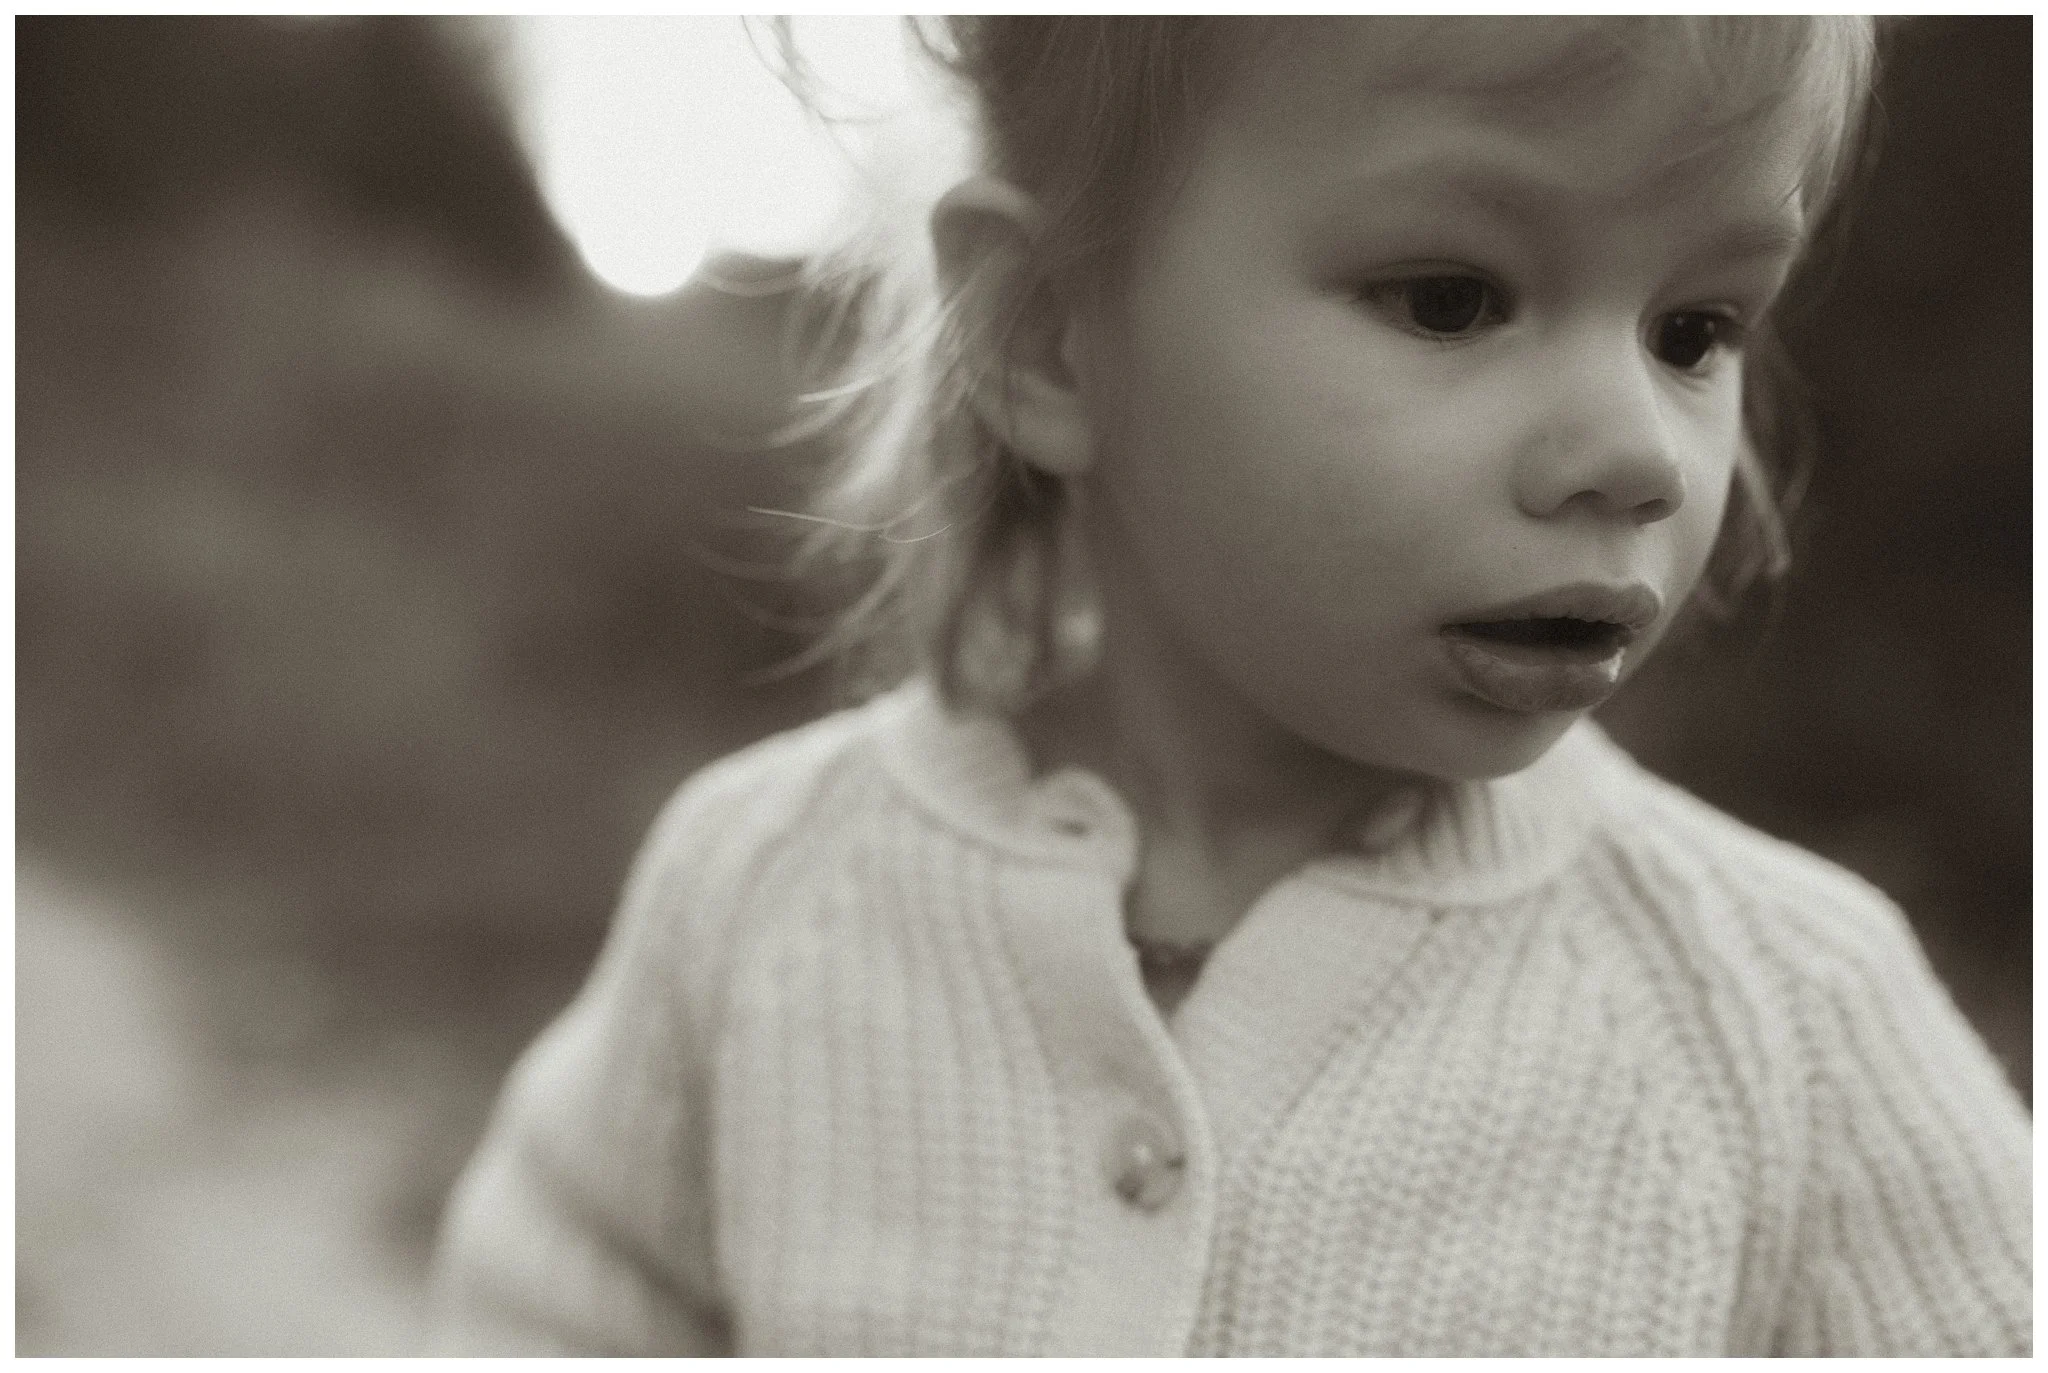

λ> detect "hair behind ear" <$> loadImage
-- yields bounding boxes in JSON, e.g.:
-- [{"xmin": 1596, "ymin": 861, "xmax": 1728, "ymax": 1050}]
[{"xmin": 930, "ymin": 176, "xmax": 1098, "ymax": 480}]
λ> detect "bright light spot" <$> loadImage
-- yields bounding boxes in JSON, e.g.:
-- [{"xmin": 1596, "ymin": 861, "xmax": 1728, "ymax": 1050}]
[{"xmin": 508, "ymin": 17, "xmax": 926, "ymax": 297}]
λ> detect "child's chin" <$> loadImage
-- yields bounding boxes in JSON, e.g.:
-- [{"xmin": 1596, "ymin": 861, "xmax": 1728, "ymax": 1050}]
[{"xmin": 1405, "ymin": 708, "xmax": 1583, "ymax": 782}]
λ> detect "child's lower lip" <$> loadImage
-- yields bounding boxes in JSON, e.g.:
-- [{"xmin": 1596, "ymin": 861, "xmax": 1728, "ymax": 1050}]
[{"xmin": 1440, "ymin": 629, "xmax": 1626, "ymax": 714}]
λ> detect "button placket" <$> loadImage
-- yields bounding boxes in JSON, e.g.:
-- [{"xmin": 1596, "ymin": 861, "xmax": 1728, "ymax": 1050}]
[{"xmin": 994, "ymin": 857, "xmax": 1218, "ymax": 1354}]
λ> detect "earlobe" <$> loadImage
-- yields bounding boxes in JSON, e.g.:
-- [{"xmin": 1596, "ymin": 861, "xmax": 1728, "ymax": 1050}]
[{"xmin": 929, "ymin": 176, "xmax": 1096, "ymax": 478}]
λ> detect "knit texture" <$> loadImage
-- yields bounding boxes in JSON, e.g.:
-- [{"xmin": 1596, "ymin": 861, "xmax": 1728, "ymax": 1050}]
[{"xmin": 430, "ymin": 680, "xmax": 2031, "ymax": 1356}]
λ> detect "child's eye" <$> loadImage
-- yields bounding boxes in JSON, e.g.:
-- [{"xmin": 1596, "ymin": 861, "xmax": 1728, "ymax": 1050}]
[
  {"xmin": 1654, "ymin": 310, "xmax": 1745, "ymax": 371},
  {"xmin": 1362, "ymin": 274, "xmax": 1509, "ymax": 339}
]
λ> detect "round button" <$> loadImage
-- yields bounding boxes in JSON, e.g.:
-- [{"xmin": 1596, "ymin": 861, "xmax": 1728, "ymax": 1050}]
[{"xmin": 1104, "ymin": 1116, "xmax": 1185, "ymax": 1211}]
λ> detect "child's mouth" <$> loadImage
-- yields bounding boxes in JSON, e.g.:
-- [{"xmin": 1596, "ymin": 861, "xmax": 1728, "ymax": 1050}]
[
  {"xmin": 1450, "ymin": 615, "xmax": 1631, "ymax": 659},
  {"xmin": 1440, "ymin": 616, "xmax": 1637, "ymax": 713}
]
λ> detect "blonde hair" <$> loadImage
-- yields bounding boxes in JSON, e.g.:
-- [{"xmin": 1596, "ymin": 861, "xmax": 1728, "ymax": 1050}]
[{"xmin": 779, "ymin": 17, "xmax": 1882, "ymax": 715}]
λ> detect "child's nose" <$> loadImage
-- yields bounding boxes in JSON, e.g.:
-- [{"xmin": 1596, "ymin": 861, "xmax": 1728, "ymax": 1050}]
[{"xmin": 1512, "ymin": 345, "xmax": 1689, "ymax": 526}]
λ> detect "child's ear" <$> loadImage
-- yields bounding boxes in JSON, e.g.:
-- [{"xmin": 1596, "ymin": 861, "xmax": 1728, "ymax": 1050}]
[{"xmin": 929, "ymin": 176, "xmax": 1095, "ymax": 478}]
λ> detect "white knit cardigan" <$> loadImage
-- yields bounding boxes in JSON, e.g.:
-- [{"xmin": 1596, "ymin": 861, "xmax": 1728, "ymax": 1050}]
[{"xmin": 430, "ymin": 680, "xmax": 2031, "ymax": 1356}]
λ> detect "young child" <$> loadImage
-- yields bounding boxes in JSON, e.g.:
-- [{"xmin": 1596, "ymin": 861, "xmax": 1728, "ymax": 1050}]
[{"xmin": 431, "ymin": 18, "xmax": 2030, "ymax": 1356}]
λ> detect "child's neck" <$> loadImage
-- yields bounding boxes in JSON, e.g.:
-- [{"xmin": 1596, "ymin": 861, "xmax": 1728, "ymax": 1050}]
[{"xmin": 1016, "ymin": 594, "xmax": 1417, "ymax": 953}]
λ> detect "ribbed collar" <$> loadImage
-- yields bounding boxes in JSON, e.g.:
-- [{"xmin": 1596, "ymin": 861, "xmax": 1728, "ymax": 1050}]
[{"xmin": 867, "ymin": 677, "xmax": 1617, "ymax": 908}]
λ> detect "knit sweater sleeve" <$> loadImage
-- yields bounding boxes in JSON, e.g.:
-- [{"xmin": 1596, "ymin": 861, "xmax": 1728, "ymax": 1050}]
[
  {"xmin": 426, "ymin": 771, "xmax": 740, "ymax": 1356},
  {"xmin": 1770, "ymin": 869, "xmax": 2031, "ymax": 1356}
]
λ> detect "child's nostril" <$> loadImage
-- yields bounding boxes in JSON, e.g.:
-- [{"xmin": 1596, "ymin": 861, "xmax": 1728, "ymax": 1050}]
[{"xmin": 1635, "ymin": 497, "xmax": 1675, "ymax": 524}]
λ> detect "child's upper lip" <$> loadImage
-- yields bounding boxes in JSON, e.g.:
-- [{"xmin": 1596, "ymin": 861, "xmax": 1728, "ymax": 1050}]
[{"xmin": 1443, "ymin": 582, "xmax": 1664, "ymax": 637}]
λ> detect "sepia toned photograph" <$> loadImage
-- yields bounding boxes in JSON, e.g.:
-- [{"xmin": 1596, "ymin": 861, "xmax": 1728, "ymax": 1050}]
[{"xmin": 16, "ymin": 15, "xmax": 2030, "ymax": 1356}]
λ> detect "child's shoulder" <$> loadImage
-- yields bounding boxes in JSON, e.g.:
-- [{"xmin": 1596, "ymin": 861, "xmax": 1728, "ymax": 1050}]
[
  {"xmin": 588, "ymin": 690, "xmax": 915, "ymax": 1001},
  {"xmin": 640, "ymin": 687, "xmax": 907, "ymax": 873},
  {"xmin": 1567, "ymin": 724, "xmax": 1929, "ymax": 988}
]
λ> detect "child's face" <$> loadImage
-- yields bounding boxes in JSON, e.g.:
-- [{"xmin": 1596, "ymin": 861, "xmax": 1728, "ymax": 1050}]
[{"xmin": 1072, "ymin": 21, "xmax": 1814, "ymax": 782}]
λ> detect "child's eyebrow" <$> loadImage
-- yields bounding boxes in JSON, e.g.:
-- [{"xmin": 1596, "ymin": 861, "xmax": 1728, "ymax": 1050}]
[
  {"xmin": 1324, "ymin": 156, "xmax": 1575, "ymax": 231},
  {"xmin": 1322, "ymin": 154, "xmax": 1807, "ymax": 266},
  {"xmin": 1690, "ymin": 216, "xmax": 1808, "ymax": 271}
]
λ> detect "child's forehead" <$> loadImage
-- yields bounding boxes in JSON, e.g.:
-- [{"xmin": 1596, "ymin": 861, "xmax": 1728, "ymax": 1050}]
[
  {"xmin": 1229, "ymin": 18, "xmax": 1840, "ymax": 198},
  {"xmin": 1258, "ymin": 17, "xmax": 1774, "ymax": 111},
  {"xmin": 1293, "ymin": 17, "xmax": 1641, "ymax": 101}
]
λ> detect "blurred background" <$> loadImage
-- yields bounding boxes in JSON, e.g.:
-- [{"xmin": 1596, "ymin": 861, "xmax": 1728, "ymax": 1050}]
[{"xmin": 14, "ymin": 16, "xmax": 2031, "ymax": 1356}]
